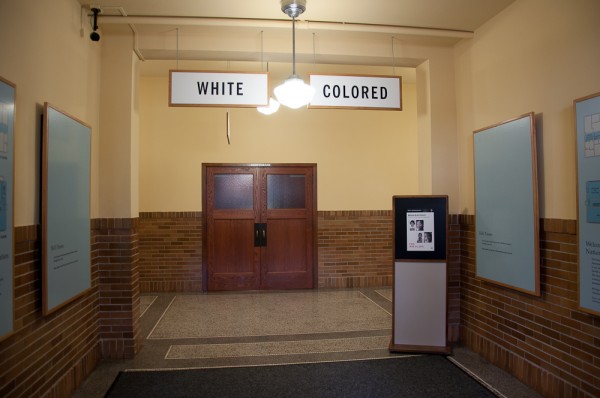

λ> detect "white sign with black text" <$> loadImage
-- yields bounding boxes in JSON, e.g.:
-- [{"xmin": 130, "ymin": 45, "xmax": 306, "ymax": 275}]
[
  {"xmin": 309, "ymin": 74, "xmax": 402, "ymax": 110},
  {"xmin": 170, "ymin": 71, "xmax": 269, "ymax": 107}
]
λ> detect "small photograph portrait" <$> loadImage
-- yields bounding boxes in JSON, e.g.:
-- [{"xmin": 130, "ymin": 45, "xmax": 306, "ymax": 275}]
[
  {"xmin": 409, "ymin": 220, "xmax": 415, "ymax": 231},
  {"xmin": 416, "ymin": 219, "xmax": 424, "ymax": 231},
  {"xmin": 424, "ymin": 232, "xmax": 432, "ymax": 243},
  {"xmin": 417, "ymin": 233, "xmax": 423, "ymax": 243}
]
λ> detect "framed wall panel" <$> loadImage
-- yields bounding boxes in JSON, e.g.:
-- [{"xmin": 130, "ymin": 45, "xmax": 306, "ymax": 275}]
[
  {"xmin": 574, "ymin": 92, "xmax": 600, "ymax": 316},
  {"xmin": 0, "ymin": 77, "xmax": 15, "ymax": 340},
  {"xmin": 42, "ymin": 103, "xmax": 91, "ymax": 315},
  {"xmin": 473, "ymin": 113, "xmax": 540, "ymax": 296}
]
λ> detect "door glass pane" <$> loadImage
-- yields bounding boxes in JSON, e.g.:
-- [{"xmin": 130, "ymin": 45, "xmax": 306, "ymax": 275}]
[
  {"xmin": 214, "ymin": 174, "xmax": 253, "ymax": 209},
  {"xmin": 267, "ymin": 174, "xmax": 305, "ymax": 209}
]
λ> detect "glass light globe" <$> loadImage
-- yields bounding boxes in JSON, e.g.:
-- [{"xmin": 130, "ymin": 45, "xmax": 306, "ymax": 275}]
[
  {"xmin": 257, "ymin": 97, "xmax": 281, "ymax": 115},
  {"xmin": 274, "ymin": 76, "xmax": 316, "ymax": 109}
]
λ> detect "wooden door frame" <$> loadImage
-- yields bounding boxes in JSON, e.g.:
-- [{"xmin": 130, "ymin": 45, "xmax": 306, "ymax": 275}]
[{"xmin": 202, "ymin": 163, "xmax": 318, "ymax": 291}]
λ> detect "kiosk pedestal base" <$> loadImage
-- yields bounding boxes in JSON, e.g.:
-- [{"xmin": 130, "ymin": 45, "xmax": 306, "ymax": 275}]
[{"xmin": 389, "ymin": 261, "xmax": 450, "ymax": 354}]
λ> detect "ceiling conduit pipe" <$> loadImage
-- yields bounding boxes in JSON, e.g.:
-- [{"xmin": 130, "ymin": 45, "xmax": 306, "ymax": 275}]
[{"xmin": 97, "ymin": 16, "xmax": 474, "ymax": 40}]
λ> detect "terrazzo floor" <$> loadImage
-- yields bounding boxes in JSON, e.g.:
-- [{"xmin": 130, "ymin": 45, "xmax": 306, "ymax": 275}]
[{"xmin": 72, "ymin": 288, "xmax": 543, "ymax": 398}]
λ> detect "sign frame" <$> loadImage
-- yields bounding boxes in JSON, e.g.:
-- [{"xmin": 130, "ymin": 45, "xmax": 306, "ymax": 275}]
[
  {"xmin": 42, "ymin": 103, "xmax": 92, "ymax": 315},
  {"xmin": 0, "ymin": 76, "xmax": 15, "ymax": 341},
  {"xmin": 308, "ymin": 73, "xmax": 402, "ymax": 110},
  {"xmin": 574, "ymin": 92, "xmax": 600, "ymax": 316},
  {"xmin": 473, "ymin": 112, "xmax": 540, "ymax": 296},
  {"xmin": 169, "ymin": 70, "xmax": 269, "ymax": 108}
]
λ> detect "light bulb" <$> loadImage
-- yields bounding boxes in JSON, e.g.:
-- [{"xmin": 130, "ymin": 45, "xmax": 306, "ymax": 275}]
[
  {"xmin": 257, "ymin": 97, "xmax": 281, "ymax": 115},
  {"xmin": 274, "ymin": 76, "xmax": 316, "ymax": 109}
]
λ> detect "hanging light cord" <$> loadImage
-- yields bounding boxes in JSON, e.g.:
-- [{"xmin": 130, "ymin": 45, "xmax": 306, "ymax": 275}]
[
  {"xmin": 292, "ymin": 16, "xmax": 297, "ymax": 76},
  {"xmin": 312, "ymin": 32, "xmax": 316, "ymax": 70},
  {"xmin": 260, "ymin": 30, "xmax": 264, "ymax": 72},
  {"xmin": 176, "ymin": 28, "xmax": 180, "ymax": 70},
  {"xmin": 391, "ymin": 36, "xmax": 396, "ymax": 75}
]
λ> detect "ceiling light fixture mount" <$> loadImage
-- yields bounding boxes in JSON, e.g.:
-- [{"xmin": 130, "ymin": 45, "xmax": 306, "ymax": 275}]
[
  {"xmin": 274, "ymin": 0, "xmax": 315, "ymax": 109},
  {"xmin": 281, "ymin": 0, "xmax": 306, "ymax": 18}
]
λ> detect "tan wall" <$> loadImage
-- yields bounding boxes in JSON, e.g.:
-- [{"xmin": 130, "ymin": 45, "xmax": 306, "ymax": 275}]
[
  {"xmin": 139, "ymin": 61, "xmax": 419, "ymax": 211},
  {"xmin": 454, "ymin": 0, "xmax": 600, "ymax": 219},
  {"xmin": 99, "ymin": 27, "xmax": 140, "ymax": 218},
  {"xmin": 0, "ymin": 2, "xmax": 104, "ymax": 397},
  {"xmin": 0, "ymin": 0, "xmax": 102, "ymax": 225}
]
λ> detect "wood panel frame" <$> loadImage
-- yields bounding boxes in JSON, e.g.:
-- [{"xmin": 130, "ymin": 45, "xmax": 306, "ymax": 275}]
[
  {"xmin": 473, "ymin": 112, "xmax": 540, "ymax": 296},
  {"xmin": 42, "ymin": 103, "xmax": 92, "ymax": 315}
]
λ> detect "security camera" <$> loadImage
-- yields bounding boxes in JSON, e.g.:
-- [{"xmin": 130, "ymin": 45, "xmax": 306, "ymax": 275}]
[{"xmin": 90, "ymin": 7, "xmax": 101, "ymax": 42}]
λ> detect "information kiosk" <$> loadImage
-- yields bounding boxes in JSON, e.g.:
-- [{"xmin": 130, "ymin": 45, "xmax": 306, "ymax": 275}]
[{"xmin": 389, "ymin": 195, "xmax": 450, "ymax": 354}]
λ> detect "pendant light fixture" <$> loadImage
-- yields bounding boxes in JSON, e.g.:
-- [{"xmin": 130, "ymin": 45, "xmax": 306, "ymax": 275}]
[
  {"xmin": 257, "ymin": 96, "xmax": 281, "ymax": 115},
  {"xmin": 274, "ymin": 0, "xmax": 315, "ymax": 109}
]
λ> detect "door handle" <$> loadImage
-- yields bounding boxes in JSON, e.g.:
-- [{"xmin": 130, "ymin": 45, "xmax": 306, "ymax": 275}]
[
  {"xmin": 261, "ymin": 223, "xmax": 267, "ymax": 247},
  {"xmin": 254, "ymin": 224, "xmax": 261, "ymax": 247},
  {"xmin": 254, "ymin": 223, "xmax": 267, "ymax": 247}
]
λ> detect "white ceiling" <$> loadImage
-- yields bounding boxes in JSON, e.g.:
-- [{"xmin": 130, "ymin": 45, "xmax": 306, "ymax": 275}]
[
  {"xmin": 77, "ymin": 0, "xmax": 516, "ymax": 69},
  {"xmin": 80, "ymin": 0, "xmax": 515, "ymax": 32}
]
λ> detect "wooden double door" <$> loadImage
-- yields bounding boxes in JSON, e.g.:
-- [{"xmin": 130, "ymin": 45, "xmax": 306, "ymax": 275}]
[{"xmin": 202, "ymin": 164, "xmax": 317, "ymax": 291}]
